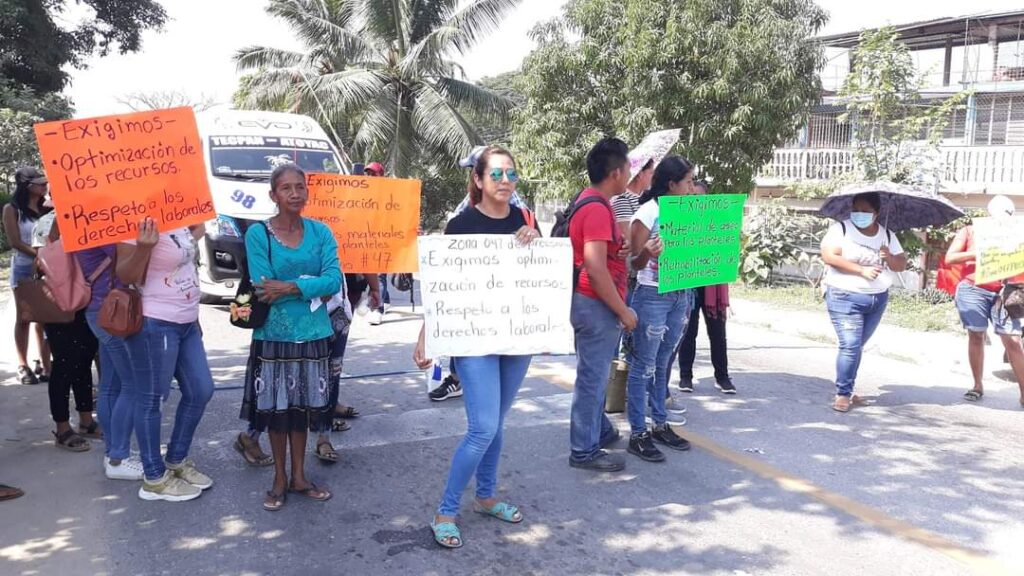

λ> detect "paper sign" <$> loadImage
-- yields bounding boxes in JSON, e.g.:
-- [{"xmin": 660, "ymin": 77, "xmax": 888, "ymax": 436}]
[
  {"xmin": 974, "ymin": 216, "xmax": 1024, "ymax": 283},
  {"xmin": 33, "ymin": 107, "xmax": 214, "ymax": 251},
  {"xmin": 658, "ymin": 194, "xmax": 746, "ymax": 292},
  {"xmin": 305, "ymin": 173, "xmax": 421, "ymax": 273},
  {"xmin": 418, "ymin": 235, "xmax": 574, "ymax": 357}
]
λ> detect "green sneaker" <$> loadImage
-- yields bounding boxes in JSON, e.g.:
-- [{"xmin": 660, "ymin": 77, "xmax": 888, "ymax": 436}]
[
  {"xmin": 138, "ymin": 471, "xmax": 202, "ymax": 502},
  {"xmin": 166, "ymin": 459, "xmax": 213, "ymax": 490}
]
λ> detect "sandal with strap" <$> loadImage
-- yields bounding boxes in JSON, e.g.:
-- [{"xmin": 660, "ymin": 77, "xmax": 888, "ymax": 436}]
[
  {"xmin": 334, "ymin": 405, "xmax": 359, "ymax": 419},
  {"xmin": 263, "ymin": 491, "xmax": 286, "ymax": 512},
  {"xmin": 315, "ymin": 440, "xmax": 340, "ymax": 464},
  {"xmin": 331, "ymin": 418, "xmax": 351, "ymax": 432},
  {"xmin": 430, "ymin": 521, "xmax": 463, "ymax": 549},
  {"xmin": 288, "ymin": 482, "xmax": 331, "ymax": 502},
  {"xmin": 832, "ymin": 396, "xmax": 851, "ymax": 413},
  {"xmin": 850, "ymin": 395, "xmax": 870, "ymax": 407},
  {"xmin": 474, "ymin": 500, "xmax": 523, "ymax": 523},
  {"xmin": 234, "ymin": 432, "xmax": 274, "ymax": 466},
  {"xmin": 53, "ymin": 429, "xmax": 90, "ymax": 452},
  {"xmin": 78, "ymin": 421, "xmax": 103, "ymax": 440},
  {"xmin": 963, "ymin": 389, "xmax": 984, "ymax": 402}
]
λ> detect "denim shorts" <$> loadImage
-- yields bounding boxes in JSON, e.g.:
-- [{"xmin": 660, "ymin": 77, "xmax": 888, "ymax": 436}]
[
  {"xmin": 9, "ymin": 260, "xmax": 34, "ymax": 288},
  {"xmin": 955, "ymin": 280, "xmax": 1020, "ymax": 335}
]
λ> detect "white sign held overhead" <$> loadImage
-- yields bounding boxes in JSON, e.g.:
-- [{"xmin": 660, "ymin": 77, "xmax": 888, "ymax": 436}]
[{"xmin": 418, "ymin": 235, "xmax": 575, "ymax": 357}]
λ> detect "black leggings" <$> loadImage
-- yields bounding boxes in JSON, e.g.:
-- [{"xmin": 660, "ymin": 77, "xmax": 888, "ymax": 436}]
[
  {"xmin": 672, "ymin": 290, "xmax": 730, "ymax": 383},
  {"xmin": 44, "ymin": 311, "xmax": 98, "ymax": 423}
]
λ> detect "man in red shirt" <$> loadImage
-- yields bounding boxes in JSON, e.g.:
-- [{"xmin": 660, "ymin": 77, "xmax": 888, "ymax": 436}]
[
  {"xmin": 946, "ymin": 195, "xmax": 1024, "ymax": 406},
  {"xmin": 568, "ymin": 138, "xmax": 638, "ymax": 472}
]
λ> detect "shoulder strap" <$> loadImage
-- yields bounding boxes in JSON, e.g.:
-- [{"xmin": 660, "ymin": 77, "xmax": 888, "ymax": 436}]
[
  {"xmin": 840, "ymin": 221, "xmax": 846, "ymax": 235},
  {"xmin": 86, "ymin": 256, "xmax": 112, "ymax": 285},
  {"xmin": 519, "ymin": 207, "xmax": 536, "ymax": 230}
]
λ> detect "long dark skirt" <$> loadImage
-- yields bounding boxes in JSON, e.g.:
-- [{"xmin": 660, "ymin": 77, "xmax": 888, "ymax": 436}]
[{"xmin": 240, "ymin": 338, "xmax": 334, "ymax": 433}]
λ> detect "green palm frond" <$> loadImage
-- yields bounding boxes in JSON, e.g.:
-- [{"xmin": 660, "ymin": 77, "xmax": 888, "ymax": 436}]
[
  {"xmin": 234, "ymin": 46, "xmax": 315, "ymax": 72},
  {"xmin": 412, "ymin": 82, "xmax": 481, "ymax": 160}
]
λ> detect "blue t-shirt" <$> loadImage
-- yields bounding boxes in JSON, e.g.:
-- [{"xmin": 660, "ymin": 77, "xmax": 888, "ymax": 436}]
[{"xmin": 246, "ymin": 219, "xmax": 343, "ymax": 343}]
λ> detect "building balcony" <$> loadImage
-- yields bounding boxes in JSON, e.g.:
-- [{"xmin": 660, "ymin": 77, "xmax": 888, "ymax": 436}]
[{"xmin": 756, "ymin": 145, "xmax": 1024, "ymax": 195}]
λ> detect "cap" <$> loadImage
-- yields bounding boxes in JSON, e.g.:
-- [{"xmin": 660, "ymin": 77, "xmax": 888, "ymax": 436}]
[
  {"xmin": 14, "ymin": 167, "xmax": 47, "ymax": 185},
  {"xmin": 987, "ymin": 195, "xmax": 1015, "ymax": 218},
  {"xmin": 365, "ymin": 162, "xmax": 385, "ymax": 176},
  {"xmin": 459, "ymin": 145, "xmax": 488, "ymax": 169}
]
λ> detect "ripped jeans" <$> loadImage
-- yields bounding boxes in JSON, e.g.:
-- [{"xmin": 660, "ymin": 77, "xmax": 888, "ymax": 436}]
[
  {"xmin": 825, "ymin": 288, "xmax": 889, "ymax": 397},
  {"xmin": 626, "ymin": 285, "xmax": 693, "ymax": 435}
]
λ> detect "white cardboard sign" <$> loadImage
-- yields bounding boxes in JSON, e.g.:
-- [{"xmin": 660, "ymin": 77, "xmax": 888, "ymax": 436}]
[{"xmin": 418, "ymin": 235, "xmax": 574, "ymax": 357}]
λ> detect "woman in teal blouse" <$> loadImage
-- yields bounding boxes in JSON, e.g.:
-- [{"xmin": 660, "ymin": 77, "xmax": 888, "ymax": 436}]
[{"xmin": 240, "ymin": 164, "xmax": 342, "ymax": 511}]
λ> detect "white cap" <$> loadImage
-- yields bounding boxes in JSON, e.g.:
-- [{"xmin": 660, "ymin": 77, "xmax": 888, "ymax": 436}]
[{"xmin": 987, "ymin": 195, "xmax": 1015, "ymax": 218}]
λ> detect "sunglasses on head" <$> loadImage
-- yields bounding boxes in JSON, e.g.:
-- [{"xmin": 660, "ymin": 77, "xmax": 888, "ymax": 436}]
[{"xmin": 488, "ymin": 168, "xmax": 520, "ymax": 183}]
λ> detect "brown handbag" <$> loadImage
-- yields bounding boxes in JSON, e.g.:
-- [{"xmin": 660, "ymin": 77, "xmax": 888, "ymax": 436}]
[
  {"xmin": 14, "ymin": 277, "xmax": 75, "ymax": 324},
  {"xmin": 98, "ymin": 248, "xmax": 145, "ymax": 338}
]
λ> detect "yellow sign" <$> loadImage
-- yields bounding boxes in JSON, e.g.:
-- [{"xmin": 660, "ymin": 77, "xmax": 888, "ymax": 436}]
[{"xmin": 974, "ymin": 216, "xmax": 1024, "ymax": 284}]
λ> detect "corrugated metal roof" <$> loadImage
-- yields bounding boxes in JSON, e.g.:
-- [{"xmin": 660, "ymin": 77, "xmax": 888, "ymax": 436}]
[{"xmin": 817, "ymin": 10, "xmax": 1024, "ymax": 50}]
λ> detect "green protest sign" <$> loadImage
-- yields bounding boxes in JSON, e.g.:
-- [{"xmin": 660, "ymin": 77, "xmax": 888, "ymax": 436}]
[{"xmin": 657, "ymin": 194, "xmax": 745, "ymax": 293}]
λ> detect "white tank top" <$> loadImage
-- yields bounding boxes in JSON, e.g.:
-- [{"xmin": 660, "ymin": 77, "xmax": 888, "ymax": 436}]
[{"xmin": 12, "ymin": 209, "xmax": 37, "ymax": 266}]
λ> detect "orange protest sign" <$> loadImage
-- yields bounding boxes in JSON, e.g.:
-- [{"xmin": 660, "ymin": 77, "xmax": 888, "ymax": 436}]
[
  {"xmin": 305, "ymin": 173, "xmax": 421, "ymax": 273},
  {"xmin": 34, "ymin": 107, "xmax": 214, "ymax": 251}
]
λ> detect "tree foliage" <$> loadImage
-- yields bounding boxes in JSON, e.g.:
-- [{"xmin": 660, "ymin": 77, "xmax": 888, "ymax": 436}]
[
  {"xmin": 513, "ymin": 0, "xmax": 827, "ymax": 200},
  {"xmin": 0, "ymin": 0, "xmax": 166, "ymax": 93},
  {"xmin": 0, "ymin": 77, "xmax": 73, "ymax": 184},
  {"xmin": 117, "ymin": 90, "xmax": 217, "ymax": 112},
  {"xmin": 234, "ymin": 0, "xmax": 517, "ymax": 177}
]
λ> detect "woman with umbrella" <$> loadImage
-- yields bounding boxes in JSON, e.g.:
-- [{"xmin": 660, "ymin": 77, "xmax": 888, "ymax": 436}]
[{"xmin": 820, "ymin": 191, "xmax": 907, "ymax": 412}]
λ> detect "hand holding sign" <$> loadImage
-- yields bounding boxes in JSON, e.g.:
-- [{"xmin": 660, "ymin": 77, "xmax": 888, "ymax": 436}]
[{"xmin": 34, "ymin": 107, "xmax": 214, "ymax": 252}]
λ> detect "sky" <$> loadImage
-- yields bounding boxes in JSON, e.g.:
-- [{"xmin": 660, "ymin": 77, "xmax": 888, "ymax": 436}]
[{"xmin": 65, "ymin": 0, "xmax": 1024, "ymax": 117}]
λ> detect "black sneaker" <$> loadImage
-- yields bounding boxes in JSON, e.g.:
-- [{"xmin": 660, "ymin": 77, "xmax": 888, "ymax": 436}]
[
  {"xmin": 651, "ymin": 424, "xmax": 691, "ymax": 451},
  {"xmin": 679, "ymin": 379, "xmax": 694, "ymax": 393},
  {"xmin": 428, "ymin": 376, "xmax": 462, "ymax": 401},
  {"xmin": 627, "ymin": 431, "xmax": 665, "ymax": 462},
  {"xmin": 18, "ymin": 366, "xmax": 38, "ymax": 386},
  {"xmin": 715, "ymin": 379, "xmax": 737, "ymax": 395},
  {"xmin": 599, "ymin": 426, "xmax": 621, "ymax": 449},
  {"xmin": 569, "ymin": 450, "xmax": 625, "ymax": 472}
]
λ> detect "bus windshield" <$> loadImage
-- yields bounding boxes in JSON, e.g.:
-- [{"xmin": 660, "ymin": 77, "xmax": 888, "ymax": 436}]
[{"xmin": 208, "ymin": 136, "xmax": 342, "ymax": 180}]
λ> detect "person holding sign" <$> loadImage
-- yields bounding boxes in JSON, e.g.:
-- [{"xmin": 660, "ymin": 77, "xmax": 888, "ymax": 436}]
[
  {"xmin": 624, "ymin": 156, "xmax": 697, "ymax": 462},
  {"xmin": 412, "ymin": 146, "xmax": 540, "ymax": 549},
  {"xmin": 3, "ymin": 167, "xmax": 53, "ymax": 386},
  {"xmin": 239, "ymin": 164, "xmax": 342, "ymax": 511},
  {"xmin": 118, "ymin": 219, "xmax": 215, "ymax": 501},
  {"xmin": 820, "ymin": 192, "xmax": 907, "ymax": 413},
  {"xmin": 567, "ymin": 138, "xmax": 637, "ymax": 473},
  {"xmin": 946, "ymin": 195, "xmax": 1024, "ymax": 406}
]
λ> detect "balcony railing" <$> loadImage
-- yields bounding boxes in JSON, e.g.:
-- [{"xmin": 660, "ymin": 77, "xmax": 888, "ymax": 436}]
[{"xmin": 757, "ymin": 146, "xmax": 1024, "ymax": 193}]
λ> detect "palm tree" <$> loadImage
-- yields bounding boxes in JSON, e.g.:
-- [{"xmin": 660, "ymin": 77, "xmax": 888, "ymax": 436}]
[{"xmin": 234, "ymin": 0, "xmax": 518, "ymax": 177}]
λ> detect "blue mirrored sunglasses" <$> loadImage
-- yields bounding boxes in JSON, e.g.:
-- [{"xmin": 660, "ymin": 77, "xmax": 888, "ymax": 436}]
[{"xmin": 488, "ymin": 168, "xmax": 520, "ymax": 183}]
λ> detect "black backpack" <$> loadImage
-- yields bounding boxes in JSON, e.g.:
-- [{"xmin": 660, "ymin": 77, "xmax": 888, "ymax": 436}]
[{"xmin": 551, "ymin": 192, "xmax": 615, "ymax": 289}]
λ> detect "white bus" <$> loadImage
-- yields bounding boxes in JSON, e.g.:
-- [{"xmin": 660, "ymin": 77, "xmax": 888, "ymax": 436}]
[{"xmin": 196, "ymin": 110, "xmax": 345, "ymax": 302}]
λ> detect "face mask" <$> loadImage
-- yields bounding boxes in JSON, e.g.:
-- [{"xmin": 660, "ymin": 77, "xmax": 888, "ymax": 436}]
[{"xmin": 850, "ymin": 212, "xmax": 875, "ymax": 229}]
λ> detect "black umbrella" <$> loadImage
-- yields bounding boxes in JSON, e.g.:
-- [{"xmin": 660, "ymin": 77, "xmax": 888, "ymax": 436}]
[{"xmin": 818, "ymin": 181, "xmax": 964, "ymax": 231}]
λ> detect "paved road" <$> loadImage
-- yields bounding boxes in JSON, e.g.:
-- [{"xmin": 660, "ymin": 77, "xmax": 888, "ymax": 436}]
[{"xmin": 1, "ymin": 293, "xmax": 1022, "ymax": 576}]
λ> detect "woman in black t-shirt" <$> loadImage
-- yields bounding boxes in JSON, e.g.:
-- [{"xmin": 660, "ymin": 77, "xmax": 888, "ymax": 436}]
[{"xmin": 413, "ymin": 146, "xmax": 539, "ymax": 549}]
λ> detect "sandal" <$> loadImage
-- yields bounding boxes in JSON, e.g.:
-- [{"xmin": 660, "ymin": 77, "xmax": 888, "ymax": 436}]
[
  {"xmin": 288, "ymin": 482, "xmax": 331, "ymax": 502},
  {"xmin": 430, "ymin": 520, "xmax": 463, "ymax": 549},
  {"xmin": 474, "ymin": 500, "xmax": 523, "ymax": 523},
  {"xmin": 0, "ymin": 484, "xmax": 24, "ymax": 502},
  {"xmin": 331, "ymin": 418, "xmax": 351, "ymax": 432},
  {"xmin": 263, "ymin": 491, "xmax": 286, "ymax": 512},
  {"xmin": 315, "ymin": 440, "xmax": 340, "ymax": 464},
  {"xmin": 850, "ymin": 395, "xmax": 870, "ymax": 406},
  {"xmin": 832, "ymin": 396, "xmax": 851, "ymax": 413},
  {"xmin": 234, "ymin": 432, "xmax": 274, "ymax": 466},
  {"xmin": 334, "ymin": 405, "xmax": 359, "ymax": 419},
  {"xmin": 963, "ymin": 389, "xmax": 984, "ymax": 402},
  {"xmin": 78, "ymin": 421, "xmax": 103, "ymax": 439},
  {"xmin": 53, "ymin": 429, "xmax": 90, "ymax": 452}
]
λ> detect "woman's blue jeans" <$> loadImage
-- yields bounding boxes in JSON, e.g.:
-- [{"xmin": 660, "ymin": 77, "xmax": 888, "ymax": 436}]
[
  {"xmin": 626, "ymin": 285, "xmax": 692, "ymax": 434},
  {"xmin": 437, "ymin": 354, "xmax": 532, "ymax": 517},
  {"xmin": 86, "ymin": 311, "xmax": 136, "ymax": 461},
  {"xmin": 824, "ymin": 288, "xmax": 889, "ymax": 397},
  {"xmin": 124, "ymin": 318, "xmax": 214, "ymax": 480}
]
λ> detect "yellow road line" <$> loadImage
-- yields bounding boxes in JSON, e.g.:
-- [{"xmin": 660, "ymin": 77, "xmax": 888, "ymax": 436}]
[{"xmin": 529, "ymin": 366, "xmax": 1012, "ymax": 576}]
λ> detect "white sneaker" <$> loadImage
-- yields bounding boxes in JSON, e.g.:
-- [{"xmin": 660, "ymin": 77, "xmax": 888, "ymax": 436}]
[
  {"xmin": 368, "ymin": 310, "xmax": 383, "ymax": 326},
  {"xmin": 105, "ymin": 456, "xmax": 144, "ymax": 481}
]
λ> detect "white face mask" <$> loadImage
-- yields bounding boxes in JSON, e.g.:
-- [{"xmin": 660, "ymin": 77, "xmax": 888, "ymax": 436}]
[{"xmin": 850, "ymin": 211, "xmax": 875, "ymax": 229}]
